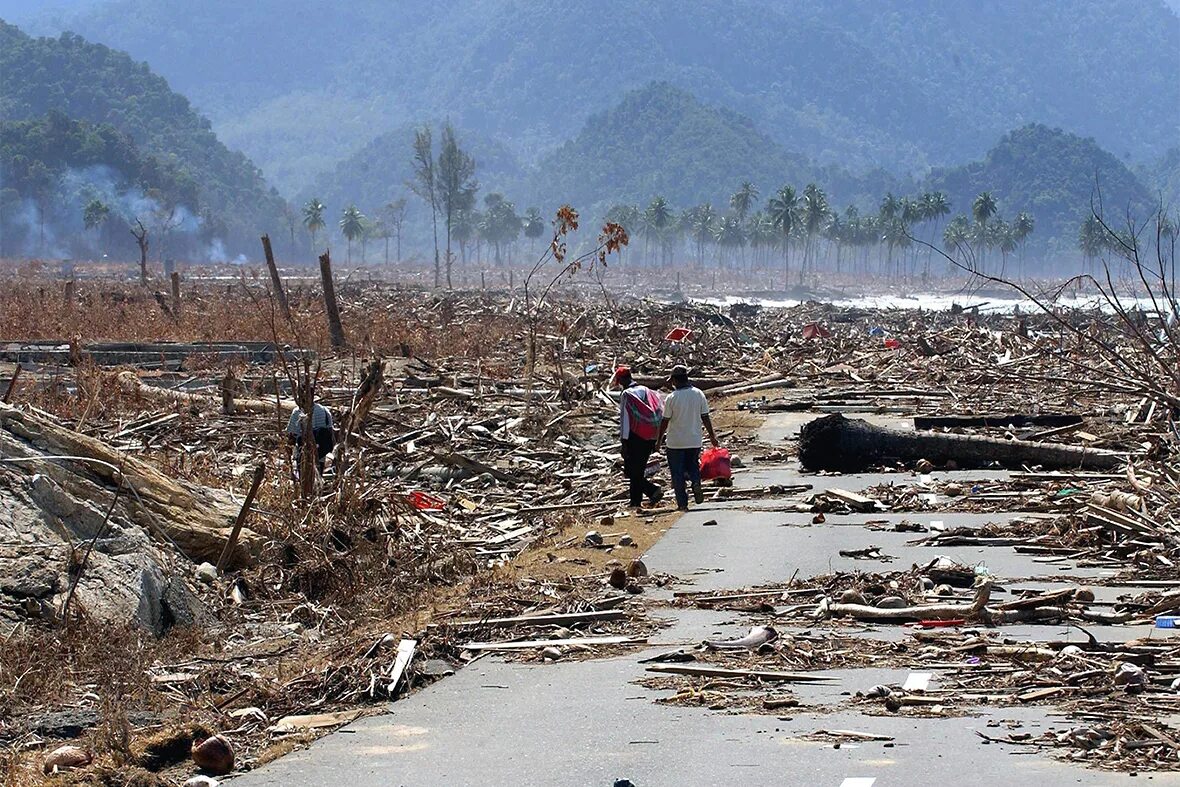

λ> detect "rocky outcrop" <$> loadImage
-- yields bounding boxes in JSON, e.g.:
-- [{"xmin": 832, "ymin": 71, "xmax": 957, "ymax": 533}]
[{"xmin": 0, "ymin": 403, "xmax": 265, "ymax": 634}]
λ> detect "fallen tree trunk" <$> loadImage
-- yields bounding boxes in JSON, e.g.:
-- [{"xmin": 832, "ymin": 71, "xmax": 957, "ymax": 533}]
[
  {"xmin": 0, "ymin": 402, "xmax": 264, "ymax": 568},
  {"xmin": 117, "ymin": 370, "xmax": 295, "ymax": 417},
  {"xmin": 798, "ymin": 413, "xmax": 1123, "ymax": 472}
]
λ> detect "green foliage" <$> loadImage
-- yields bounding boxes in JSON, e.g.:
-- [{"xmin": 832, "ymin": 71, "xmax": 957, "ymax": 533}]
[
  {"xmin": 927, "ymin": 124, "xmax": 1155, "ymax": 252},
  {"xmin": 0, "ymin": 111, "xmax": 199, "ymax": 257},
  {"xmin": 0, "ymin": 21, "xmax": 285, "ymax": 254}
]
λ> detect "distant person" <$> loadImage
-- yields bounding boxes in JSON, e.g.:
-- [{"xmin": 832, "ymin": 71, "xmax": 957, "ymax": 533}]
[
  {"xmin": 658, "ymin": 365, "xmax": 719, "ymax": 511},
  {"xmin": 613, "ymin": 366, "xmax": 664, "ymax": 509},
  {"xmin": 287, "ymin": 394, "xmax": 335, "ymax": 474}
]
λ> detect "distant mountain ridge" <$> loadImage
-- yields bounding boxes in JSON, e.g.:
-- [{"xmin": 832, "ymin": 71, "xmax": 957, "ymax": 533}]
[{"xmin": 21, "ymin": 0, "xmax": 1178, "ymax": 195}]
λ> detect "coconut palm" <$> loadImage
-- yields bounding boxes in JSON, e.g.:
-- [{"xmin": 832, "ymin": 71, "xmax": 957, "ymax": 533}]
[
  {"xmin": 339, "ymin": 204, "xmax": 365, "ymax": 264},
  {"xmin": 730, "ymin": 182, "xmax": 760, "ymax": 223},
  {"xmin": 523, "ymin": 207, "xmax": 545, "ymax": 255},
  {"xmin": 767, "ymin": 185, "xmax": 798, "ymax": 287},
  {"xmin": 972, "ymin": 192, "xmax": 998, "ymax": 272},
  {"xmin": 303, "ymin": 198, "xmax": 326, "ymax": 255},
  {"xmin": 713, "ymin": 214, "xmax": 746, "ymax": 267},
  {"xmin": 643, "ymin": 196, "xmax": 673, "ymax": 266},
  {"xmin": 799, "ymin": 184, "xmax": 830, "ymax": 283},
  {"xmin": 1013, "ymin": 212, "xmax": 1035, "ymax": 273},
  {"xmin": 684, "ymin": 203, "xmax": 717, "ymax": 266}
]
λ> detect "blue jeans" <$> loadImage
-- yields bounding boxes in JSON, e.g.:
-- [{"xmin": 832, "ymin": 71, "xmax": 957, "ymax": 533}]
[{"xmin": 666, "ymin": 447, "xmax": 701, "ymax": 509}]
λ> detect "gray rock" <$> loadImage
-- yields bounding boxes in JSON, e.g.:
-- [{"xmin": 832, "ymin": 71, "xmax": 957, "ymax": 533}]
[
  {"xmin": 875, "ymin": 596, "xmax": 908, "ymax": 609},
  {"xmin": 196, "ymin": 562, "xmax": 218, "ymax": 585}
]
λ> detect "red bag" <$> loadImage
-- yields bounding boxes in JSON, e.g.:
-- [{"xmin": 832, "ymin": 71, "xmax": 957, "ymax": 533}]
[{"xmin": 699, "ymin": 447, "xmax": 732, "ymax": 481}]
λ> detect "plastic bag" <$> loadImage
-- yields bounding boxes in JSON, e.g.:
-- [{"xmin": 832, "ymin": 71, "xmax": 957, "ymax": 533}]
[{"xmin": 699, "ymin": 447, "xmax": 732, "ymax": 481}]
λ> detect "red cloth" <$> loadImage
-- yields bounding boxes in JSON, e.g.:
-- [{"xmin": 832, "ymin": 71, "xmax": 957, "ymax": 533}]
[{"xmin": 699, "ymin": 447, "xmax": 732, "ymax": 481}]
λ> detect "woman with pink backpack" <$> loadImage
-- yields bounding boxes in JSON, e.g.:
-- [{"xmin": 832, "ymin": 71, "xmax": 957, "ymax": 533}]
[{"xmin": 613, "ymin": 366, "xmax": 665, "ymax": 509}]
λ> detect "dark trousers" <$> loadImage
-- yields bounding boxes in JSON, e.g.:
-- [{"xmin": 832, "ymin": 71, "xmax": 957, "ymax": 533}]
[
  {"xmin": 621, "ymin": 436, "xmax": 660, "ymax": 506},
  {"xmin": 666, "ymin": 447, "xmax": 701, "ymax": 509},
  {"xmin": 296, "ymin": 427, "xmax": 335, "ymax": 473}
]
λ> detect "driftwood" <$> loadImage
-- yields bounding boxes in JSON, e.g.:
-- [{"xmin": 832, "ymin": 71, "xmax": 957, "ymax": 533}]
[
  {"xmin": 116, "ymin": 370, "xmax": 295, "ymax": 417},
  {"xmin": 816, "ymin": 581, "xmax": 1087, "ymax": 625},
  {"xmin": 799, "ymin": 413, "xmax": 1123, "ymax": 472},
  {"xmin": 817, "ymin": 580, "xmax": 993, "ymax": 622}
]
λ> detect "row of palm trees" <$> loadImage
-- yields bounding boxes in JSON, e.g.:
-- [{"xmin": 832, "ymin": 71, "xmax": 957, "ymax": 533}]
[
  {"xmin": 297, "ymin": 193, "xmax": 549, "ymax": 267},
  {"xmin": 601, "ymin": 183, "xmax": 1037, "ymax": 284}
]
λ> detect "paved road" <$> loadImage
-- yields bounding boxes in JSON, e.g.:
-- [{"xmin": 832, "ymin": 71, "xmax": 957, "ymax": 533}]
[{"xmin": 233, "ymin": 415, "xmax": 1179, "ymax": 787}]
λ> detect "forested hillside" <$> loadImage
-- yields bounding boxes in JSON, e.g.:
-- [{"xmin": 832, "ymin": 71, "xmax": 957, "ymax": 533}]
[
  {"xmin": 927, "ymin": 124, "xmax": 1155, "ymax": 254},
  {"xmin": 0, "ymin": 21, "xmax": 286, "ymax": 255},
  {"xmin": 0, "ymin": 112, "xmax": 203, "ymax": 259},
  {"xmin": 29, "ymin": 0, "xmax": 1179, "ymax": 195}
]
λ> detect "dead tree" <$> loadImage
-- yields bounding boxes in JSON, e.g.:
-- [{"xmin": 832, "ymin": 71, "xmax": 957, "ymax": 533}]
[
  {"xmin": 261, "ymin": 233, "xmax": 291, "ymax": 322},
  {"xmin": 170, "ymin": 271, "xmax": 181, "ymax": 316},
  {"xmin": 130, "ymin": 219, "xmax": 150, "ymax": 285},
  {"xmin": 319, "ymin": 250, "xmax": 346, "ymax": 349},
  {"xmin": 799, "ymin": 413, "xmax": 1123, "ymax": 472}
]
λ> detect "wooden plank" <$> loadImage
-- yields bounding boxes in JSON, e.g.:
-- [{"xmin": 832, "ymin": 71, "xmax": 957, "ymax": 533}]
[
  {"xmin": 645, "ymin": 664, "xmax": 834, "ymax": 683},
  {"xmin": 386, "ymin": 638, "xmax": 417, "ymax": 695},
  {"xmin": 464, "ymin": 635, "xmax": 645, "ymax": 651},
  {"xmin": 447, "ymin": 610, "xmax": 625, "ymax": 629}
]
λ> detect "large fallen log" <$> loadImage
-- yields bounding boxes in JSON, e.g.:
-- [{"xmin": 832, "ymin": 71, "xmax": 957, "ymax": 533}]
[
  {"xmin": 116, "ymin": 370, "xmax": 295, "ymax": 417},
  {"xmin": 798, "ymin": 412, "xmax": 1123, "ymax": 472},
  {"xmin": 0, "ymin": 402, "xmax": 264, "ymax": 568}
]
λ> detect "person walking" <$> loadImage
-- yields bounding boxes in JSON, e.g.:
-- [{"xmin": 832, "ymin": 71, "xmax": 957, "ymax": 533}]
[
  {"xmin": 287, "ymin": 394, "xmax": 335, "ymax": 474},
  {"xmin": 658, "ymin": 365, "xmax": 718, "ymax": 511},
  {"xmin": 614, "ymin": 366, "xmax": 664, "ymax": 509}
]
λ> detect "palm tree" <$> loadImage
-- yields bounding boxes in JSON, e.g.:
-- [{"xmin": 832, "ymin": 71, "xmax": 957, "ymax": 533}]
[
  {"xmin": 713, "ymin": 214, "xmax": 746, "ymax": 267},
  {"xmin": 799, "ymin": 184, "xmax": 830, "ymax": 283},
  {"xmin": 921, "ymin": 191, "xmax": 951, "ymax": 276},
  {"xmin": 605, "ymin": 204, "xmax": 641, "ymax": 266},
  {"xmin": 767, "ymin": 185, "xmax": 798, "ymax": 287},
  {"xmin": 730, "ymin": 182, "xmax": 759, "ymax": 223},
  {"xmin": 643, "ymin": 196, "xmax": 673, "ymax": 266},
  {"xmin": 685, "ymin": 203, "xmax": 717, "ymax": 266},
  {"xmin": 1013, "ymin": 212, "xmax": 1035, "ymax": 274},
  {"xmin": 523, "ymin": 207, "xmax": 545, "ymax": 255},
  {"xmin": 972, "ymin": 192, "xmax": 999, "ymax": 272},
  {"xmin": 339, "ymin": 205, "xmax": 365, "ymax": 264},
  {"xmin": 303, "ymin": 198, "xmax": 326, "ymax": 255}
]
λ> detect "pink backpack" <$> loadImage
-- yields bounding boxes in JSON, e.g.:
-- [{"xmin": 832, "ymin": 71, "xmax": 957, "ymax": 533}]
[{"xmin": 625, "ymin": 387, "xmax": 663, "ymax": 440}]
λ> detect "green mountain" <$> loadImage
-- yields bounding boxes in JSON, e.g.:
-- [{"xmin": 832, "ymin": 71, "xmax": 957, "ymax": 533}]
[
  {"xmin": 0, "ymin": 21, "xmax": 286, "ymax": 255},
  {"xmin": 29, "ymin": 0, "xmax": 1179, "ymax": 195},
  {"xmin": 533, "ymin": 82, "xmax": 895, "ymax": 216},
  {"xmin": 926, "ymin": 124, "xmax": 1156, "ymax": 251}
]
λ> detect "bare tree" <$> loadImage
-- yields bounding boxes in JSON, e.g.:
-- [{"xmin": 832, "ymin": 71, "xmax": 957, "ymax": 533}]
[
  {"xmin": 385, "ymin": 198, "xmax": 407, "ymax": 262},
  {"xmin": 130, "ymin": 219, "xmax": 150, "ymax": 284},
  {"xmin": 436, "ymin": 123, "xmax": 478, "ymax": 290},
  {"xmin": 408, "ymin": 127, "xmax": 441, "ymax": 288}
]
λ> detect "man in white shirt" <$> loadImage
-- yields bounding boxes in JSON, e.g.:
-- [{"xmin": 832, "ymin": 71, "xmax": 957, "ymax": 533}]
[{"xmin": 657, "ymin": 365, "xmax": 718, "ymax": 511}]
